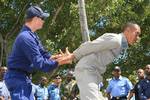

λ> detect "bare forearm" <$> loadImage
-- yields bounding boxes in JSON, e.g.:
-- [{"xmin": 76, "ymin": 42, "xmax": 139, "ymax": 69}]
[{"xmin": 127, "ymin": 91, "xmax": 134, "ymax": 100}]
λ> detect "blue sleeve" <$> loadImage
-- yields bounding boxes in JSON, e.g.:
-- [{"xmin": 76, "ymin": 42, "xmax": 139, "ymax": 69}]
[
  {"xmin": 48, "ymin": 85, "xmax": 51, "ymax": 94},
  {"xmin": 138, "ymin": 82, "xmax": 147, "ymax": 100},
  {"xmin": 19, "ymin": 35, "xmax": 58, "ymax": 72},
  {"xmin": 33, "ymin": 86, "xmax": 37, "ymax": 97},
  {"xmin": 106, "ymin": 81, "xmax": 112, "ymax": 93},
  {"xmin": 38, "ymin": 42, "xmax": 51, "ymax": 59},
  {"xmin": 48, "ymin": 85, "xmax": 53, "ymax": 99},
  {"xmin": 126, "ymin": 78, "xmax": 133, "ymax": 91},
  {"xmin": 36, "ymin": 34, "xmax": 51, "ymax": 59},
  {"xmin": 40, "ymin": 49, "xmax": 51, "ymax": 59}
]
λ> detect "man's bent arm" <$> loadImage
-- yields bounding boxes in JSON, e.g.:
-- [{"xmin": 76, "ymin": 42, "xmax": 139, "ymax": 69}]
[{"xmin": 73, "ymin": 34, "xmax": 120, "ymax": 60}]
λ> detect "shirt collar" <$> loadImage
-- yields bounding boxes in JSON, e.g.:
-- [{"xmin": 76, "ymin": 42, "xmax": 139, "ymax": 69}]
[
  {"xmin": 39, "ymin": 84, "xmax": 46, "ymax": 88},
  {"xmin": 21, "ymin": 25, "xmax": 32, "ymax": 32},
  {"xmin": 113, "ymin": 76, "xmax": 122, "ymax": 80},
  {"xmin": 51, "ymin": 83, "xmax": 59, "ymax": 87},
  {"xmin": 121, "ymin": 33, "xmax": 128, "ymax": 49},
  {"xmin": 21, "ymin": 25, "xmax": 38, "ymax": 39}
]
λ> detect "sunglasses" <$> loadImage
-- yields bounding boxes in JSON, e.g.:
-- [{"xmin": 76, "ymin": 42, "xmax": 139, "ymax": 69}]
[
  {"xmin": 37, "ymin": 16, "xmax": 45, "ymax": 20},
  {"xmin": 40, "ymin": 17, "xmax": 45, "ymax": 21},
  {"xmin": 55, "ymin": 77, "xmax": 61, "ymax": 79}
]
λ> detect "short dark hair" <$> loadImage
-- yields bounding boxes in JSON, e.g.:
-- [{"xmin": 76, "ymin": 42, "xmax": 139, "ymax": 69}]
[
  {"xmin": 145, "ymin": 64, "xmax": 150, "ymax": 69},
  {"xmin": 40, "ymin": 76, "xmax": 47, "ymax": 81},
  {"xmin": 52, "ymin": 74, "xmax": 61, "ymax": 79},
  {"xmin": 122, "ymin": 22, "xmax": 138, "ymax": 32}
]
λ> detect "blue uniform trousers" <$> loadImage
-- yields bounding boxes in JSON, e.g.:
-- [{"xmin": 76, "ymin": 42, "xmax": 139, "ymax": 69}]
[{"xmin": 4, "ymin": 70, "xmax": 34, "ymax": 100}]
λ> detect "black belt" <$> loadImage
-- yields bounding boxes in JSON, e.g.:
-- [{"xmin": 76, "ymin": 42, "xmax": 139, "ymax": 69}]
[
  {"xmin": 8, "ymin": 68, "xmax": 32, "ymax": 77},
  {"xmin": 112, "ymin": 96, "xmax": 127, "ymax": 100}
]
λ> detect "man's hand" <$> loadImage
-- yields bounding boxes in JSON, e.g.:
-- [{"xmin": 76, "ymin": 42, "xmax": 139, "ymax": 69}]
[
  {"xmin": 50, "ymin": 54, "xmax": 62, "ymax": 60},
  {"xmin": 55, "ymin": 47, "xmax": 75, "ymax": 65},
  {"xmin": 51, "ymin": 47, "xmax": 72, "ymax": 60}
]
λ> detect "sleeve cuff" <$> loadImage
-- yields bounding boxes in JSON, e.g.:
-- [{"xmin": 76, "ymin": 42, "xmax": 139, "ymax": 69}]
[
  {"xmin": 73, "ymin": 51, "xmax": 81, "ymax": 61},
  {"xmin": 43, "ymin": 60, "xmax": 59, "ymax": 72},
  {"xmin": 53, "ymin": 60, "xmax": 59, "ymax": 68}
]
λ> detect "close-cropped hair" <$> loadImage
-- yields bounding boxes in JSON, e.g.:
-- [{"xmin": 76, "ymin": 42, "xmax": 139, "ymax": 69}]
[
  {"xmin": 25, "ymin": 18, "xmax": 33, "ymax": 23},
  {"xmin": 122, "ymin": 22, "xmax": 137, "ymax": 32}
]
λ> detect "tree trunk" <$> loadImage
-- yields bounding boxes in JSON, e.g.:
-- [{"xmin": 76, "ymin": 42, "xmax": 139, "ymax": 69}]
[
  {"xmin": 48, "ymin": 1, "xmax": 65, "ymax": 33},
  {"xmin": 78, "ymin": 0, "xmax": 90, "ymax": 42},
  {"xmin": 0, "ymin": 33, "xmax": 3, "ymax": 66}
]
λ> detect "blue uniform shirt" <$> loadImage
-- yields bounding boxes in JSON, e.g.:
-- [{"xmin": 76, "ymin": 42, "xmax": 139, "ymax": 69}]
[
  {"xmin": 138, "ymin": 78, "xmax": 150, "ymax": 100},
  {"xmin": 34, "ymin": 84, "xmax": 49, "ymax": 100},
  {"xmin": 48, "ymin": 84, "xmax": 61, "ymax": 100},
  {"xmin": 7, "ymin": 25, "xmax": 58, "ymax": 73},
  {"xmin": 32, "ymin": 83, "xmax": 38, "ymax": 95},
  {"xmin": 0, "ymin": 81, "xmax": 10, "ymax": 100},
  {"xmin": 106, "ymin": 76, "xmax": 133, "ymax": 97}
]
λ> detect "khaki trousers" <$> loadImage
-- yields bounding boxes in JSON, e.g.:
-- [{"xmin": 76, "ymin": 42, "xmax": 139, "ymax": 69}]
[{"xmin": 75, "ymin": 66, "xmax": 106, "ymax": 100}]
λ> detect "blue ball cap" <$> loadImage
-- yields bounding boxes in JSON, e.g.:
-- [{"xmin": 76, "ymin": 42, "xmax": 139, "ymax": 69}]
[{"xmin": 26, "ymin": 6, "xmax": 49, "ymax": 20}]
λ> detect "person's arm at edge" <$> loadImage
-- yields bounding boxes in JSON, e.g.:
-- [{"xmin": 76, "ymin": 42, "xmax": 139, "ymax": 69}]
[
  {"xmin": 106, "ymin": 80, "xmax": 112, "ymax": 100},
  {"xmin": 126, "ymin": 78, "xmax": 134, "ymax": 100},
  {"xmin": 127, "ymin": 90, "xmax": 134, "ymax": 100}
]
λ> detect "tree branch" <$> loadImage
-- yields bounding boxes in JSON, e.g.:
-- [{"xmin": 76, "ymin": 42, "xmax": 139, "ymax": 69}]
[
  {"xmin": 48, "ymin": 1, "xmax": 65, "ymax": 32},
  {"xmin": 0, "ymin": 33, "xmax": 3, "ymax": 66},
  {"xmin": 5, "ymin": 2, "xmax": 30, "ymax": 40}
]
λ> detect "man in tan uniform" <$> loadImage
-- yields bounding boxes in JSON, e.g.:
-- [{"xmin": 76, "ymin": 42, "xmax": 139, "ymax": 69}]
[{"xmin": 67, "ymin": 22, "xmax": 141, "ymax": 100}]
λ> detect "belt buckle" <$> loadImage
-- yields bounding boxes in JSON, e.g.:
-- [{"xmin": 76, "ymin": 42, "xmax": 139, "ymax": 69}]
[{"xmin": 116, "ymin": 97, "xmax": 120, "ymax": 99}]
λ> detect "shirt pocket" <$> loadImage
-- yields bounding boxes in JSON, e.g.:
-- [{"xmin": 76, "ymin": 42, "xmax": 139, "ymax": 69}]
[
  {"xmin": 118, "ymin": 82, "xmax": 126, "ymax": 90},
  {"xmin": 36, "ymin": 90, "xmax": 43, "ymax": 97},
  {"xmin": 50, "ymin": 89, "xmax": 58, "ymax": 96}
]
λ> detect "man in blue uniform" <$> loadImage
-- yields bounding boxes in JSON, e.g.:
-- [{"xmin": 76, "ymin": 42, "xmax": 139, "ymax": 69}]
[
  {"xmin": 128, "ymin": 68, "xmax": 145, "ymax": 100},
  {"xmin": 34, "ymin": 76, "xmax": 49, "ymax": 100},
  {"xmin": 106, "ymin": 66, "xmax": 133, "ymax": 100},
  {"xmin": 4, "ymin": 5, "xmax": 72, "ymax": 100},
  {"xmin": 138, "ymin": 64, "xmax": 150, "ymax": 100},
  {"xmin": 48, "ymin": 74, "xmax": 62, "ymax": 100}
]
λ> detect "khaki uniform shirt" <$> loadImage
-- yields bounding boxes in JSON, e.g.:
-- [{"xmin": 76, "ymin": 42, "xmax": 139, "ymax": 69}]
[{"xmin": 73, "ymin": 33, "xmax": 128, "ymax": 75}]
